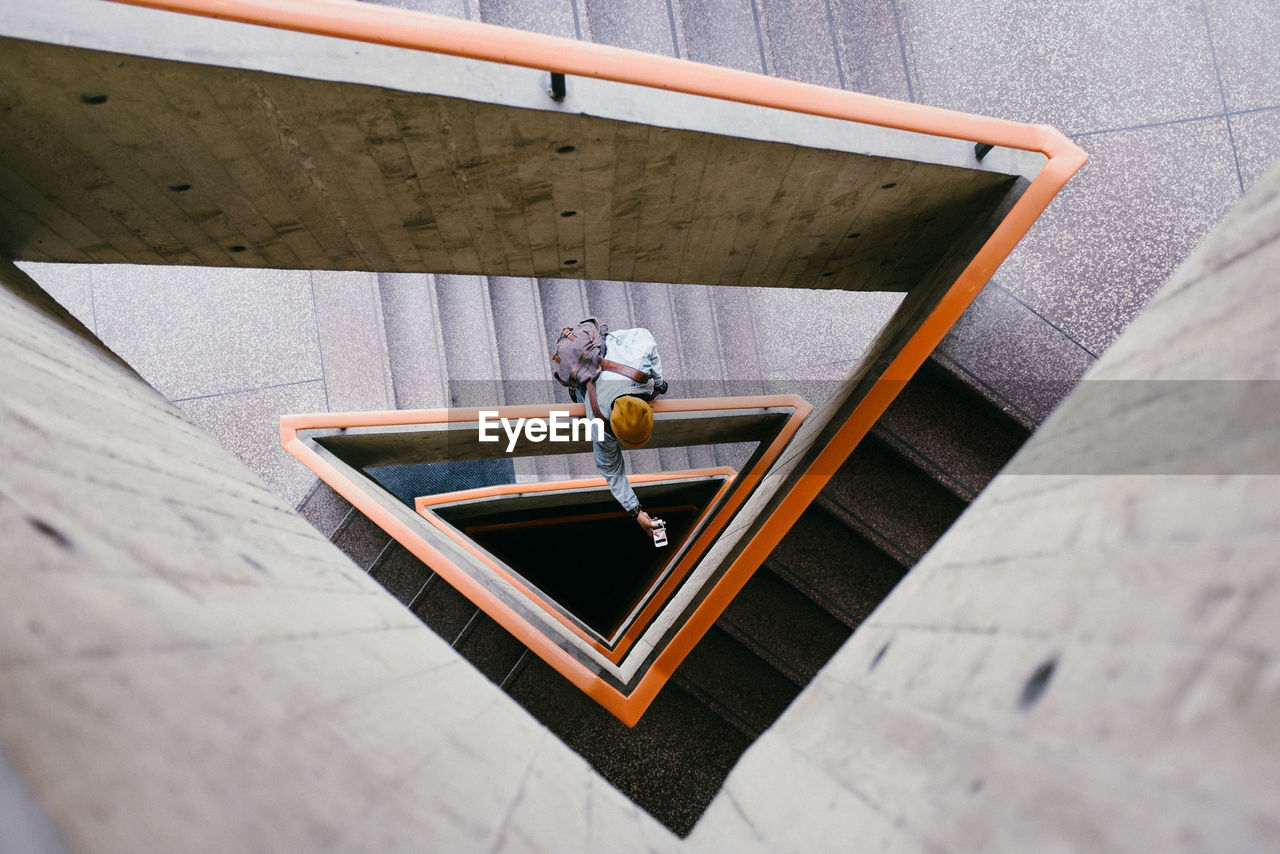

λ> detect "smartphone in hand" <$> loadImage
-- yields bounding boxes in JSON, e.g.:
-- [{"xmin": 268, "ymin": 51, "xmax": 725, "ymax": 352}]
[{"xmin": 651, "ymin": 518, "xmax": 668, "ymax": 548}]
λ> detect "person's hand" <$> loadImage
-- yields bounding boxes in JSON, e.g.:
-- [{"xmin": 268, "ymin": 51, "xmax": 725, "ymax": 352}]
[
  {"xmin": 636, "ymin": 510, "xmax": 661, "ymax": 532},
  {"xmin": 652, "ymin": 379, "xmax": 668, "ymax": 397}
]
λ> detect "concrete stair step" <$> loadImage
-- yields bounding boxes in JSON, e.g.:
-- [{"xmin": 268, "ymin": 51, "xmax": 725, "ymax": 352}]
[
  {"xmin": 487, "ymin": 274, "xmax": 554, "ymax": 483},
  {"xmin": 873, "ymin": 359, "xmax": 1030, "ymax": 501},
  {"xmin": 684, "ymin": 444, "xmax": 719, "ymax": 470},
  {"xmin": 435, "ymin": 273, "xmax": 542, "ymax": 481},
  {"xmin": 580, "ymin": 0, "xmax": 677, "ymax": 56},
  {"xmin": 538, "ymin": 277, "xmax": 590, "ymax": 344},
  {"xmin": 330, "ymin": 510, "xmax": 395, "ymax": 572},
  {"xmin": 488, "ymin": 275, "xmax": 552, "ymax": 405},
  {"xmin": 716, "ymin": 566, "xmax": 852, "ymax": 684},
  {"xmin": 378, "ymin": 272, "xmax": 451, "ymax": 410},
  {"xmin": 503, "ymin": 653, "xmax": 749, "ymax": 838},
  {"xmin": 310, "ymin": 270, "xmax": 397, "ymax": 412},
  {"xmin": 652, "ymin": 286, "xmax": 736, "ymax": 470},
  {"xmin": 765, "ymin": 504, "xmax": 907, "ymax": 631},
  {"xmin": 817, "ymin": 433, "xmax": 968, "ymax": 568},
  {"xmin": 433, "ymin": 273, "xmax": 503, "ymax": 409},
  {"xmin": 478, "ymin": 0, "xmax": 581, "ymax": 37},
  {"xmin": 670, "ymin": 284, "xmax": 727, "ymax": 399},
  {"xmin": 626, "ymin": 281, "xmax": 691, "ymax": 472},
  {"xmin": 363, "ymin": 539, "xmax": 524, "ymax": 688},
  {"xmin": 368, "ymin": 541, "xmax": 434, "ymax": 606},
  {"xmin": 295, "ymin": 479, "xmax": 354, "ymax": 538},
  {"xmin": 584, "ymin": 278, "xmax": 634, "ymax": 330},
  {"xmin": 709, "ymin": 288, "xmax": 766, "ymax": 473},
  {"xmin": 410, "ymin": 575, "xmax": 481, "ymax": 645},
  {"xmin": 671, "ymin": 624, "xmax": 801, "ymax": 738},
  {"xmin": 453, "ymin": 611, "xmax": 527, "ymax": 685}
]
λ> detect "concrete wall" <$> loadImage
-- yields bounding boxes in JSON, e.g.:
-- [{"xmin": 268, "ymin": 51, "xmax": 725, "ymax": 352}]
[
  {"xmin": 8, "ymin": 160, "xmax": 1277, "ymax": 854},
  {"xmin": 690, "ymin": 162, "xmax": 1280, "ymax": 852},
  {"xmin": 2, "ymin": 1, "xmax": 1276, "ymax": 849},
  {"xmin": 0, "ymin": 0, "xmax": 1024, "ymax": 293},
  {"xmin": 0, "ymin": 257, "xmax": 675, "ymax": 853}
]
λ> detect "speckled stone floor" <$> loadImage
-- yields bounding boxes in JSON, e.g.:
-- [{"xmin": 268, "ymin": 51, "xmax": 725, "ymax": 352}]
[{"xmin": 20, "ymin": 0, "xmax": 1280, "ymax": 501}]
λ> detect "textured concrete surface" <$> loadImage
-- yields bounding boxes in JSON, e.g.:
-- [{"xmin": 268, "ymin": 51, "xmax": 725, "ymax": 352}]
[
  {"xmin": 674, "ymin": 624, "xmax": 800, "ymax": 735},
  {"xmin": 378, "ymin": 272, "xmax": 451, "ymax": 408},
  {"xmin": 670, "ymin": 285, "xmax": 726, "ymax": 398},
  {"xmin": 178, "ymin": 379, "xmax": 328, "ymax": 506},
  {"xmin": 13, "ymin": 0, "xmax": 1280, "ymax": 451},
  {"xmin": 710, "ymin": 286, "xmax": 767, "ymax": 397},
  {"xmin": 480, "ymin": 0, "xmax": 580, "ymax": 37},
  {"xmin": 4, "ymin": 0, "xmax": 1278, "ymax": 847},
  {"xmin": 40, "ymin": 262, "xmax": 331, "ymax": 508},
  {"xmin": 0, "ymin": 256, "xmax": 679, "ymax": 854},
  {"xmin": 818, "ymin": 436, "xmax": 965, "ymax": 567},
  {"xmin": 2, "ymin": 0, "xmax": 1017, "ymax": 294},
  {"xmin": 826, "ymin": 0, "xmax": 912, "ymax": 101},
  {"xmin": 365, "ymin": 0, "xmax": 470, "ymax": 15},
  {"xmin": 872, "ymin": 364, "xmax": 1029, "ymax": 499},
  {"xmin": 691, "ymin": 161, "xmax": 1280, "ymax": 854},
  {"xmin": 1231, "ymin": 107, "xmax": 1280, "ymax": 191},
  {"xmin": 584, "ymin": 0, "xmax": 676, "ymax": 54},
  {"xmin": 886, "ymin": 0, "xmax": 1276, "ymax": 404},
  {"xmin": 310, "ymin": 270, "xmax": 394, "ymax": 413},
  {"xmin": 936, "ymin": 283, "xmax": 1096, "ymax": 425},
  {"xmin": 753, "ymin": 288, "xmax": 902, "ymax": 386},
  {"xmin": 1203, "ymin": 0, "xmax": 1280, "ymax": 112},
  {"xmin": 297, "ymin": 480, "xmax": 354, "ymax": 539},
  {"xmin": 997, "ymin": 118, "xmax": 1243, "ymax": 355},
  {"xmin": 487, "ymin": 275, "xmax": 554, "ymax": 402},
  {"xmin": 433, "ymin": 274, "xmax": 503, "ymax": 403},
  {"xmin": 900, "ymin": 0, "xmax": 1222, "ymax": 132},
  {"xmin": 719, "ymin": 568, "xmax": 850, "ymax": 681},
  {"xmin": 88, "ymin": 265, "xmax": 322, "ymax": 401},
  {"xmin": 16, "ymin": 262, "xmax": 95, "ymax": 333},
  {"xmin": 506, "ymin": 653, "xmax": 753, "ymax": 837},
  {"xmin": 766, "ymin": 506, "xmax": 906, "ymax": 627},
  {"xmin": 678, "ymin": 0, "xmax": 765, "ymax": 72},
  {"xmin": 0, "ymin": 742, "xmax": 70, "ymax": 854},
  {"xmin": 368, "ymin": 541, "xmax": 432, "ymax": 604},
  {"xmin": 757, "ymin": 0, "xmax": 842, "ymax": 87}
]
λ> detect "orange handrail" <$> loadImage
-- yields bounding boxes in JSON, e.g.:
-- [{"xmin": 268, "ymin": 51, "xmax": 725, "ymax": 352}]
[
  {"xmin": 282, "ymin": 396, "xmax": 809, "ymax": 713},
  {"xmin": 107, "ymin": 0, "xmax": 1080, "ymax": 158},
  {"xmin": 415, "ymin": 469, "xmax": 735, "ymax": 654},
  {"xmin": 115, "ymin": 0, "xmax": 1096, "ymax": 723}
]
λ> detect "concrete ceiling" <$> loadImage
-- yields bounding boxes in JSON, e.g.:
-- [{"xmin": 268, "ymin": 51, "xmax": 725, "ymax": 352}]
[{"xmin": 0, "ymin": 0, "xmax": 1036, "ymax": 291}]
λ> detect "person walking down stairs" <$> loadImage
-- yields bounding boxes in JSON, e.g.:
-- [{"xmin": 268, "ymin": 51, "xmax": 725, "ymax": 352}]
[{"xmin": 551, "ymin": 319, "xmax": 669, "ymax": 533}]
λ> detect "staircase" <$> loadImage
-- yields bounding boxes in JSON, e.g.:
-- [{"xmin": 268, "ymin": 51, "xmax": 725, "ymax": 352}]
[
  {"xmin": 297, "ymin": 341, "xmax": 1029, "ymax": 835},
  {"xmin": 284, "ymin": 0, "xmax": 1036, "ymax": 836}
]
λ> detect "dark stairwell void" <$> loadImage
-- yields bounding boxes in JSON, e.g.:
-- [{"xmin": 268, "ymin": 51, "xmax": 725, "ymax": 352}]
[
  {"xmin": 430, "ymin": 475, "xmax": 730, "ymax": 640},
  {"xmin": 298, "ymin": 361, "xmax": 1030, "ymax": 836}
]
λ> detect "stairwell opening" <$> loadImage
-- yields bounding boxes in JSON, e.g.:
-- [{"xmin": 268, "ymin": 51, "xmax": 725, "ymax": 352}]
[
  {"xmin": 284, "ymin": 398, "xmax": 818, "ymax": 835},
  {"xmin": 287, "ymin": 371, "xmax": 1031, "ymax": 836},
  {"xmin": 430, "ymin": 474, "xmax": 729, "ymax": 639}
]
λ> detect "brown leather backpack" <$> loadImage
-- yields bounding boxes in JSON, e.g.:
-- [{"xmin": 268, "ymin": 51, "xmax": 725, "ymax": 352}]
[
  {"xmin": 550, "ymin": 318, "xmax": 653, "ymax": 420},
  {"xmin": 551, "ymin": 318, "xmax": 609, "ymax": 390}
]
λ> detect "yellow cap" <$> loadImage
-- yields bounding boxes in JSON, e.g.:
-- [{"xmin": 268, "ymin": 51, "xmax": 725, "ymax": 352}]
[{"xmin": 610, "ymin": 396, "xmax": 653, "ymax": 448}]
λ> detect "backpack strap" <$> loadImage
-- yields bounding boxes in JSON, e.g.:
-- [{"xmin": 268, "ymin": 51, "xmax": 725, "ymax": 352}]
[
  {"xmin": 586, "ymin": 360, "xmax": 651, "ymax": 433},
  {"xmin": 599, "ymin": 358, "xmax": 651, "ymax": 384},
  {"xmin": 586, "ymin": 380, "xmax": 610, "ymax": 430}
]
